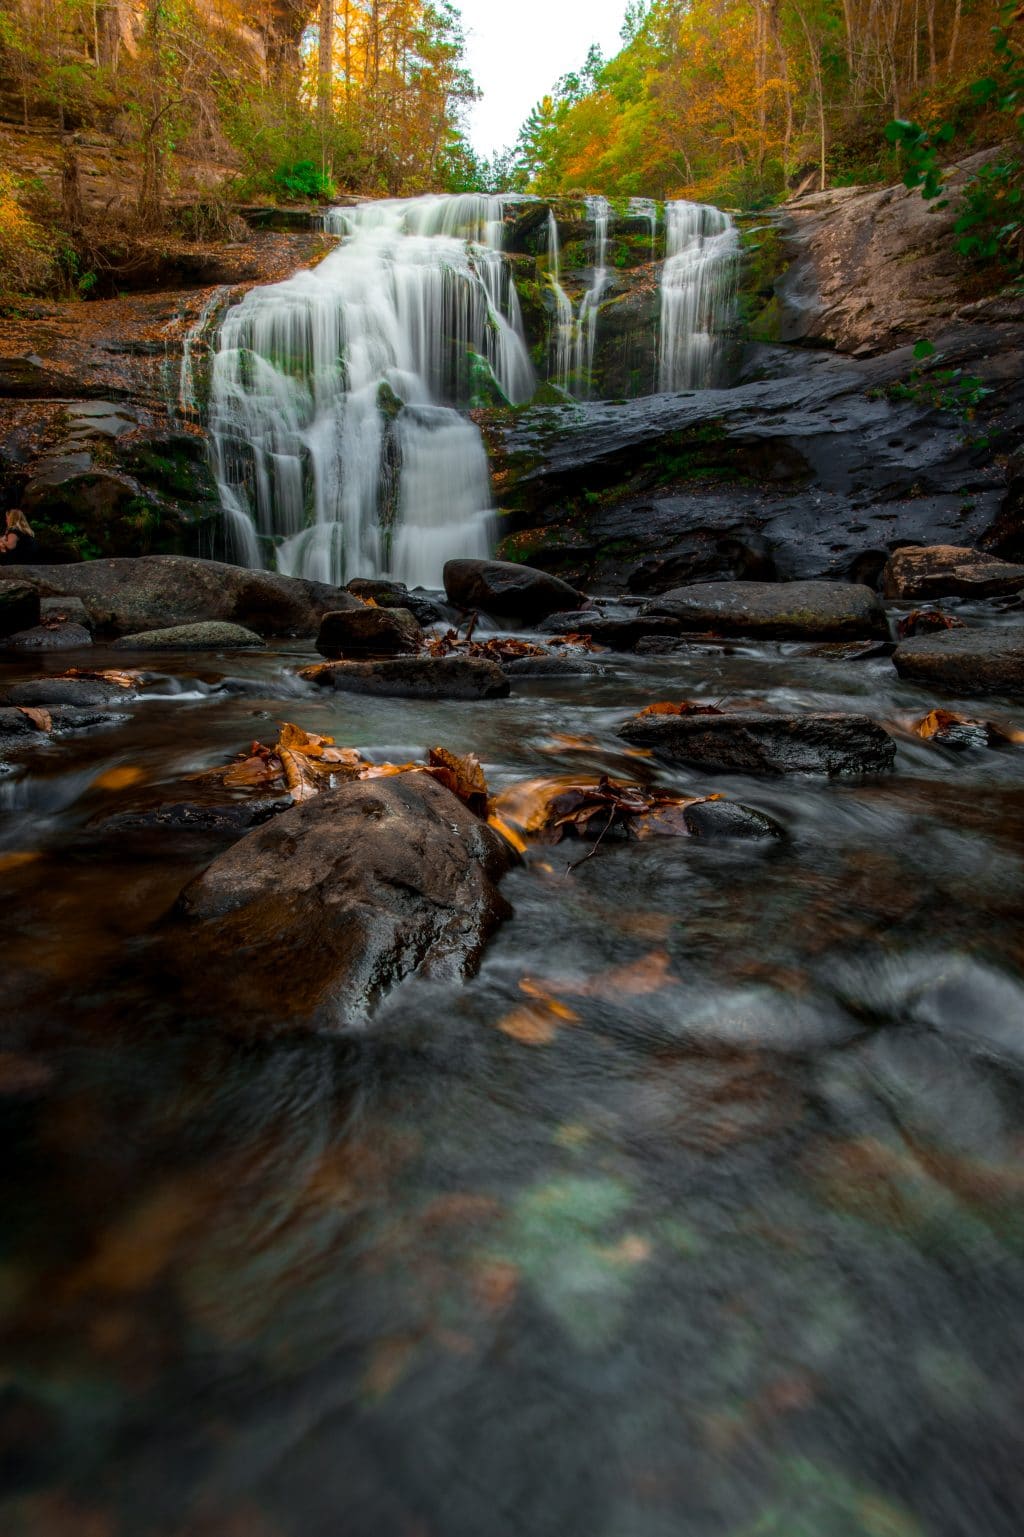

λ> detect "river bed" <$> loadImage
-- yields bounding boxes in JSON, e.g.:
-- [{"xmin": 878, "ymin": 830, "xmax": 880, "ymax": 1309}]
[{"xmin": 2, "ymin": 622, "xmax": 1024, "ymax": 1537}]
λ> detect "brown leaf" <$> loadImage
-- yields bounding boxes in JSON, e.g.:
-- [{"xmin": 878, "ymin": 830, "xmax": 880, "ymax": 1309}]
[
  {"xmin": 914, "ymin": 709, "xmax": 1020, "ymax": 747},
  {"xmin": 494, "ymin": 1005, "xmax": 560, "ymax": 1045},
  {"xmin": 61, "ymin": 668, "xmax": 142, "ymax": 689},
  {"xmin": 636, "ymin": 700, "xmax": 724, "ymax": 718},
  {"xmin": 17, "ymin": 706, "xmax": 52, "ymax": 732},
  {"xmin": 427, "ymin": 746, "xmax": 489, "ymax": 812},
  {"xmin": 488, "ymin": 774, "xmax": 703, "ymax": 852},
  {"xmin": 91, "ymin": 765, "xmax": 147, "ymax": 792},
  {"xmin": 222, "ymin": 754, "xmax": 281, "ymax": 789},
  {"xmin": 896, "ymin": 608, "xmax": 965, "ymax": 640}
]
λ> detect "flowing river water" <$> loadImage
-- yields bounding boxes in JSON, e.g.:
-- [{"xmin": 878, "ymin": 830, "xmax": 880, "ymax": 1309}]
[{"xmin": 2, "ymin": 611, "xmax": 1024, "ymax": 1537}]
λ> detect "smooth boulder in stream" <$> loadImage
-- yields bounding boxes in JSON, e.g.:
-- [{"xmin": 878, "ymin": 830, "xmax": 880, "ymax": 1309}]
[
  {"xmin": 170, "ymin": 774, "xmax": 514, "ymax": 1031},
  {"xmin": 619, "ymin": 710, "xmax": 896, "ymax": 775},
  {"xmin": 301, "ymin": 656, "xmax": 510, "ymax": 700},
  {"xmin": 444, "ymin": 559, "xmax": 584, "ymax": 623},
  {"xmin": 893, "ymin": 625, "xmax": 1024, "ymax": 698},
  {"xmin": 641, "ymin": 580, "xmax": 888, "ymax": 639}
]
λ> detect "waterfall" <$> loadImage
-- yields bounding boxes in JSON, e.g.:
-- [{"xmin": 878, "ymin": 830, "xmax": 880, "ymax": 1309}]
[
  {"xmin": 545, "ymin": 211, "xmax": 575, "ymax": 394},
  {"xmin": 177, "ymin": 286, "xmax": 230, "ymax": 423},
  {"xmin": 658, "ymin": 200, "xmax": 739, "ymax": 392},
  {"xmin": 572, "ymin": 196, "xmax": 610, "ymax": 400},
  {"xmin": 207, "ymin": 194, "xmax": 534, "ymax": 587},
  {"xmin": 628, "ymin": 196, "xmax": 659, "ymax": 258}
]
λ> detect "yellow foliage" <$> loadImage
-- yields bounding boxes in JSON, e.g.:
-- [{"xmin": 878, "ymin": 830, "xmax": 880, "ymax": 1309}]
[{"xmin": 0, "ymin": 170, "xmax": 55, "ymax": 295}]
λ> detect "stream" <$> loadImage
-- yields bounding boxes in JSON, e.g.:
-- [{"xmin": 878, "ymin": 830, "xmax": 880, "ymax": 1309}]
[{"xmin": 2, "ymin": 614, "xmax": 1024, "ymax": 1537}]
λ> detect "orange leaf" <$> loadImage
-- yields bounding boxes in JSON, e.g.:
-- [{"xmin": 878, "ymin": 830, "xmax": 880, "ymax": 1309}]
[
  {"xmin": 494, "ymin": 1005, "xmax": 560, "ymax": 1045},
  {"xmin": 0, "ymin": 851, "xmax": 40, "ymax": 873},
  {"xmin": 17, "ymin": 706, "xmax": 51, "ymax": 732},
  {"xmin": 637, "ymin": 700, "xmax": 724, "ymax": 718},
  {"xmin": 427, "ymin": 746, "xmax": 489, "ymax": 812},
  {"xmin": 91, "ymin": 765, "xmax": 147, "ymax": 792}
]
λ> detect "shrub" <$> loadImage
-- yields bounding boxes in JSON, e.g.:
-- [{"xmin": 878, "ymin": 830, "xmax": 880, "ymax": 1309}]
[{"xmin": 0, "ymin": 171, "xmax": 56, "ymax": 295}]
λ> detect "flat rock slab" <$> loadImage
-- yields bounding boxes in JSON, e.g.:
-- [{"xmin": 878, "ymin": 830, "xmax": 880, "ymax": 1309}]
[
  {"xmin": 0, "ymin": 556, "xmax": 361, "ymax": 638},
  {"xmin": 619, "ymin": 710, "xmax": 896, "ymax": 776},
  {"xmin": 0, "ymin": 678, "xmax": 131, "ymax": 708},
  {"xmin": 893, "ymin": 626, "xmax": 1024, "ymax": 698},
  {"xmin": 301, "ymin": 656, "xmax": 510, "ymax": 700},
  {"xmin": 112, "ymin": 622, "xmax": 265, "ymax": 651},
  {"xmin": 541, "ymin": 610, "xmax": 679, "ymax": 650},
  {"xmin": 501, "ymin": 654, "xmax": 602, "ymax": 677},
  {"xmin": 884, "ymin": 545, "xmax": 1024, "ymax": 600},
  {"xmin": 0, "ymin": 704, "xmax": 126, "ymax": 751},
  {"xmin": 169, "ymin": 774, "xmax": 514, "ymax": 1032},
  {"xmin": 444, "ymin": 558, "xmax": 582, "ymax": 623},
  {"xmin": 315, "ymin": 606, "xmax": 422, "ymax": 658},
  {"xmin": 642, "ymin": 580, "xmax": 888, "ymax": 640}
]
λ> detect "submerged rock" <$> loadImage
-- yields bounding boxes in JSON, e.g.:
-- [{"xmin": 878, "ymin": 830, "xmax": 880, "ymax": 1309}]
[
  {"xmin": 112, "ymin": 622, "xmax": 265, "ymax": 651},
  {"xmin": 0, "ymin": 556, "xmax": 360, "ymax": 638},
  {"xmin": 316, "ymin": 605, "xmax": 422, "ymax": 658},
  {"xmin": 501, "ymin": 654, "xmax": 602, "ymax": 677},
  {"xmin": 619, "ymin": 710, "xmax": 896, "ymax": 776},
  {"xmin": 170, "ymin": 774, "xmax": 514, "ymax": 1031},
  {"xmin": 301, "ymin": 656, "xmax": 510, "ymax": 700},
  {"xmin": 0, "ymin": 677, "xmax": 131, "ymax": 708},
  {"xmin": 893, "ymin": 626, "xmax": 1024, "ymax": 698},
  {"xmin": 883, "ymin": 545, "xmax": 1024, "ymax": 600},
  {"xmin": 444, "ymin": 558, "xmax": 583, "ymax": 623},
  {"xmin": 682, "ymin": 800, "xmax": 785, "ymax": 840},
  {"xmin": 642, "ymin": 580, "xmax": 888, "ymax": 640},
  {"xmin": 0, "ymin": 704, "xmax": 125, "ymax": 751}
]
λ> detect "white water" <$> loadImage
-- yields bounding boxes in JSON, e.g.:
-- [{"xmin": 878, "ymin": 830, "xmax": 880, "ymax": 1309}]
[
  {"xmin": 544, "ymin": 197, "xmax": 612, "ymax": 400},
  {"xmin": 658, "ymin": 200, "xmax": 739, "ymax": 392},
  {"xmin": 207, "ymin": 194, "xmax": 534, "ymax": 586},
  {"xmin": 177, "ymin": 286, "xmax": 230, "ymax": 422},
  {"xmin": 545, "ymin": 211, "xmax": 575, "ymax": 394}
]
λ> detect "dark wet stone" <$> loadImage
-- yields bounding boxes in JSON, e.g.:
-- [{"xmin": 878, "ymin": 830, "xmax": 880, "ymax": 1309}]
[
  {"xmin": 501, "ymin": 654, "xmax": 601, "ymax": 677},
  {"xmin": 346, "ymin": 577, "xmax": 451, "ymax": 626},
  {"xmin": 0, "ymin": 555, "xmax": 361, "ymax": 638},
  {"xmin": 642, "ymin": 580, "xmax": 889, "ymax": 640},
  {"xmin": 2, "ymin": 623, "xmax": 93, "ymax": 652},
  {"xmin": 0, "ymin": 678, "xmax": 130, "ymax": 708},
  {"xmin": 112, "ymin": 622, "xmax": 265, "ymax": 651},
  {"xmin": 619, "ymin": 710, "xmax": 896, "ymax": 776},
  {"xmin": 301, "ymin": 656, "xmax": 510, "ymax": 700},
  {"xmin": 883, "ymin": 544, "xmax": 1024, "ymax": 600},
  {"xmin": 444, "ymin": 558, "xmax": 583, "ymax": 623},
  {"xmin": 38, "ymin": 595, "xmax": 91, "ymax": 629},
  {"xmin": 316, "ymin": 605, "xmax": 422, "ymax": 658},
  {"xmin": 0, "ymin": 582, "xmax": 39, "ymax": 637},
  {"xmin": 683, "ymin": 799, "xmax": 786, "ymax": 840},
  {"xmin": 93, "ymin": 798, "xmax": 286, "ymax": 837},
  {"xmin": 893, "ymin": 626, "xmax": 1024, "ymax": 698},
  {"xmin": 540, "ymin": 609, "xmax": 678, "ymax": 650},
  {"xmin": 169, "ymin": 774, "xmax": 514, "ymax": 1032},
  {"xmin": 0, "ymin": 704, "xmax": 125, "ymax": 752}
]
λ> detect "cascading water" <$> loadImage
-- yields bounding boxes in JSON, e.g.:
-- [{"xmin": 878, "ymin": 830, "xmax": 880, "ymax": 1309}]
[
  {"xmin": 545, "ymin": 211, "xmax": 575, "ymax": 394},
  {"xmin": 628, "ymin": 196, "xmax": 659, "ymax": 258},
  {"xmin": 207, "ymin": 195, "xmax": 534, "ymax": 587},
  {"xmin": 658, "ymin": 200, "xmax": 739, "ymax": 392},
  {"xmin": 572, "ymin": 195, "xmax": 610, "ymax": 400}
]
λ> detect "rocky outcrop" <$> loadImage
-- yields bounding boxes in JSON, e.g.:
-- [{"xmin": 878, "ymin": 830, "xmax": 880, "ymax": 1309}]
[
  {"xmin": 168, "ymin": 774, "xmax": 514, "ymax": 1032},
  {"xmin": 772, "ymin": 148, "xmax": 1018, "ymax": 355},
  {"xmin": 0, "ymin": 556, "xmax": 360, "ymax": 637},
  {"xmin": 642, "ymin": 579, "xmax": 888, "ymax": 640},
  {"xmin": 444, "ymin": 559, "xmax": 583, "ymax": 623},
  {"xmin": 893, "ymin": 626, "xmax": 1024, "ymax": 697},
  {"xmin": 883, "ymin": 545, "xmax": 1024, "ymax": 600},
  {"xmin": 619, "ymin": 710, "xmax": 896, "ymax": 776}
]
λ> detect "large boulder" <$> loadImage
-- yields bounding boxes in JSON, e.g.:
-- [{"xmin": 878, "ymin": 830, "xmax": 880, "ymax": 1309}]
[
  {"xmin": 444, "ymin": 559, "xmax": 583, "ymax": 623},
  {"xmin": 111, "ymin": 622, "xmax": 265, "ymax": 651},
  {"xmin": 619, "ymin": 710, "xmax": 896, "ymax": 776},
  {"xmin": 169, "ymin": 774, "xmax": 514, "ymax": 1032},
  {"xmin": 315, "ymin": 606, "xmax": 422, "ymax": 658},
  {"xmin": 300, "ymin": 657, "xmax": 510, "ymax": 700},
  {"xmin": 2, "ymin": 623, "xmax": 93, "ymax": 652},
  {"xmin": 892, "ymin": 626, "xmax": 1024, "ymax": 698},
  {"xmin": 882, "ymin": 545, "xmax": 1024, "ymax": 600},
  {"xmin": 642, "ymin": 580, "xmax": 888, "ymax": 640},
  {"xmin": 0, "ymin": 556, "xmax": 361, "ymax": 638}
]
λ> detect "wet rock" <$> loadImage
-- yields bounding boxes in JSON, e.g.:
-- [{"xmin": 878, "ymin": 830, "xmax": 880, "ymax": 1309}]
[
  {"xmin": 0, "ymin": 582, "xmax": 39, "ymax": 637},
  {"xmin": 540, "ymin": 609, "xmax": 679, "ymax": 650},
  {"xmin": 0, "ymin": 556, "xmax": 361, "ymax": 638},
  {"xmin": 170, "ymin": 774, "xmax": 514, "ymax": 1031},
  {"xmin": 316, "ymin": 605, "xmax": 422, "ymax": 658},
  {"xmin": 444, "ymin": 558, "xmax": 583, "ymax": 623},
  {"xmin": 345, "ymin": 578, "xmax": 451, "ymax": 626},
  {"xmin": 112, "ymin": 622, "xmax": 266, "ymax": 651},
  {"xmin": 619, "ymin": 710, "xmax": 896, "ymax": 776},
  {"xmin": 0, "ymin": 704, "xmax": 125, "ymax": 751},
  {"xmin": 642, "ymin": 580, "xmax": 889, "ymax": 640},
  {"xmin": 2, "ymin": 623, "xmax": 93, "ymax": 652},
  {"xmin": 93, "ymin": 798, "xmax": 286, "ymax": 838},
  {"xmin": 501, "ymin": 653, "xmax": 601, "ymax": 677},
  {"xmin": 882, "ymin": 544, "xmax": 1024, "ymax": 600},
  {"xmin": 39, "ymin": 595, "xmax": 91, "ymax": 629},
  {"xmin": 300, "ymin": 656, "xmax": 510, "ymax": 700},
  {"xmin": 683, "ymin": 800, "xmax": 785, "ymax": 840},
  {"xmin": 0, "ymin": 678, "xmax": 130, "ymax": 708},
  {"xmin": 893, "ymin": 626, "xmax": 1024, "ymax": 698}
]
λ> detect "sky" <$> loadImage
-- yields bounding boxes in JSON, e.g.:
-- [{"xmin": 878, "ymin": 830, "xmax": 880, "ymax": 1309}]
[{"xmin": 457, "ymin": 0, "xmax": 630, "ymax": 159}]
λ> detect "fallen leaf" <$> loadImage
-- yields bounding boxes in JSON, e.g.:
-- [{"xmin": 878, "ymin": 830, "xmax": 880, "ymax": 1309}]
[
  {"xmin": 518, "ymin": 979, "xmax": 581, "ymax": 1019},
  {"xmin": 62, "ymin": 668, "xmax": 141, "ymax": 689},
  {"xmin": 17, "ymin": 706, "xmax": 52, "ymax": 732},
  {"xmin": 896, "ymin": 608, "xmax": 965, "ymax": 640},
  {"xmin": 494, "ymin": 1005, "xmax": 561, "ymax": 1045},
  {"xmin": 0, "ymin": 850, "xmax": 40, "ymax": 873},
  {"xmin": 487, "ymin": 774, "xmax": 704, "ymax": 852},
  {"xmin": 636, "ymin": 700, "xmax": 725, "ymax": 718},
  {"xmin": 91, "ymin": 765, "xmax": 148, "ymax": 792},
  {"xmin": 427, "ymin": 745, "xmax": 489, "ymax": 812},
  {"xmin": 914, "ymin": 709, "xmax": 1020, "ymax": 748}
]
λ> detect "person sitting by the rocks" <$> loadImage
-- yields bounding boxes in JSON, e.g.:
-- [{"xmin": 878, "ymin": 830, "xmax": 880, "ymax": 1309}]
[{"xmin": 0, "ymin": 509, "xmax": 36, "ymax": 563}]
